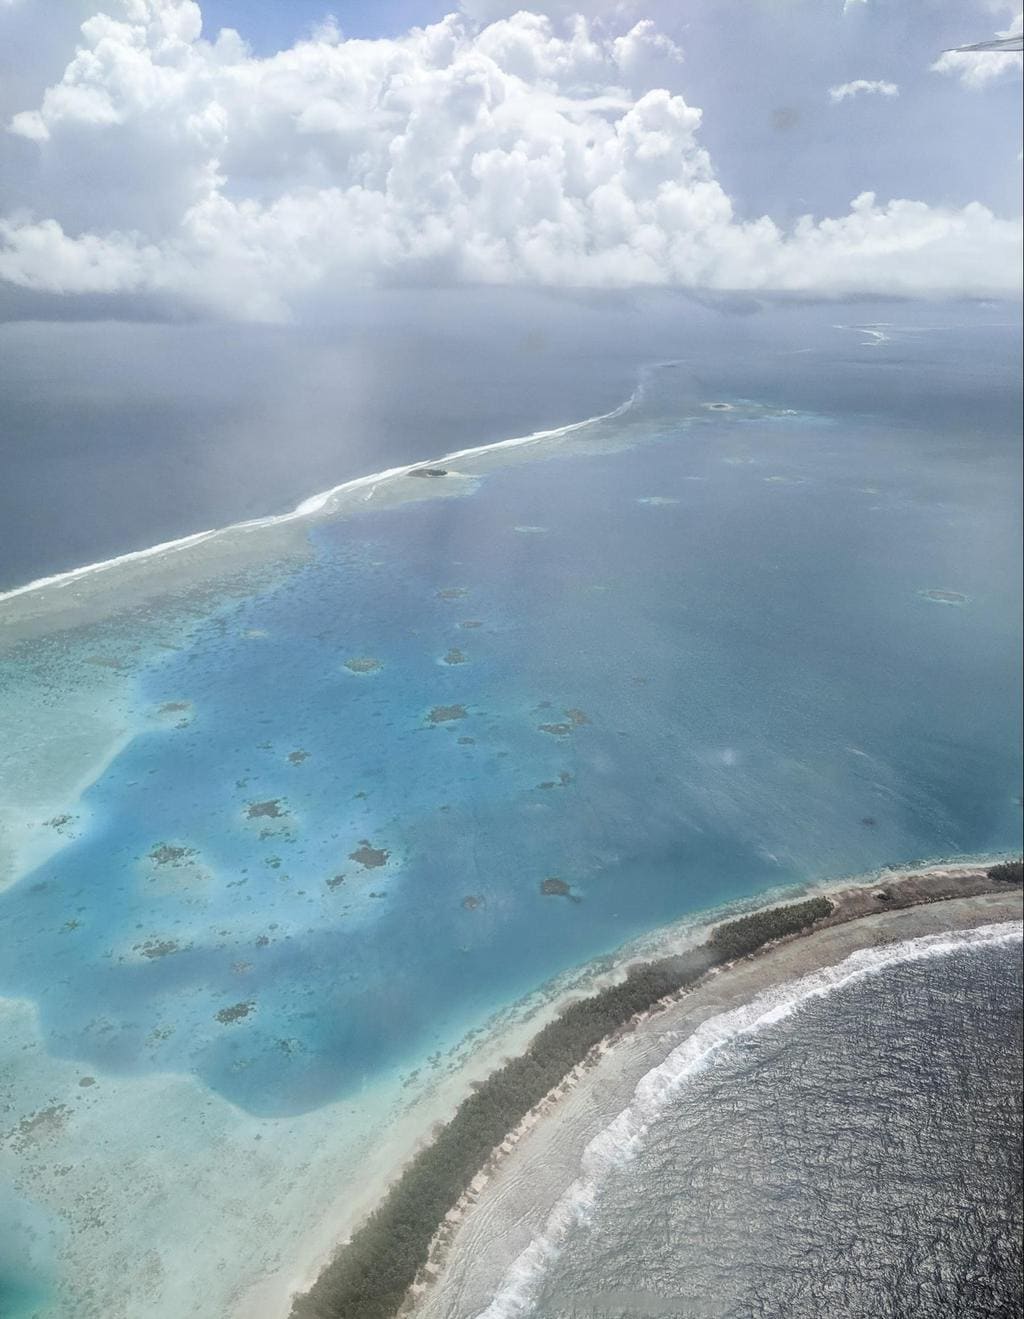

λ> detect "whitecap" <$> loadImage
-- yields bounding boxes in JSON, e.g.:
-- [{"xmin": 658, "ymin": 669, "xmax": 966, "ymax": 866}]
[{"xmin": 475, "ymin": 920, "xmax": 1023, "ymax": 1319}]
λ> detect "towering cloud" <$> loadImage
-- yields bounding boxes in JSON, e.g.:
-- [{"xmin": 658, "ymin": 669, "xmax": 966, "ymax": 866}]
[{"xmin": 0, "ymin": 1, "xmax": 1019, "ymax": 319}]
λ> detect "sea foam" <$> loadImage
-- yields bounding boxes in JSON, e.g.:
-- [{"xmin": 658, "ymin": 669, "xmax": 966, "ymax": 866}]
[{"xmin": 475, "ymin": 921, "xmax": 1024, "ymax": 1319}]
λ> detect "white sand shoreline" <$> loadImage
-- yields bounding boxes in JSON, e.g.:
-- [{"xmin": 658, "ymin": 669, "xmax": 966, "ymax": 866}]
[
  {"xmin": 0, "ymin": 387, "xmax": 642, "ymax": 610},
  {"xmin": 274, "ymin": 860, "xmax": 1020, "ymax": 1319},
  {"xmin": 413, "ymin": 885, "xmax": 1023, "ymax": 1319}
]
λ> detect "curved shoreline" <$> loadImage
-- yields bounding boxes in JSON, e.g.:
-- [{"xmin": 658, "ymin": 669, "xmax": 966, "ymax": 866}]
[
  {"xmin": 287, "ymin": 861, "xmax": 1022, "ymax": 1319},
  {"xmin": 427, "ymin": 904, "xmax": 1023, "ymax": 1319},
  {"xmin": 0, "ymin": 388, "xmax": 644, "ymax": 607},
  {"xmin": 0, "ymin": 373, "xmax": 648, "ymax": 889},
  {"xmin": 415, "ymin": 880, "xmax": 1023, "ymax": 1319},
  {"xmin": 253, "ymin": 856, "xmax": 1009, "ymax": 1317}
]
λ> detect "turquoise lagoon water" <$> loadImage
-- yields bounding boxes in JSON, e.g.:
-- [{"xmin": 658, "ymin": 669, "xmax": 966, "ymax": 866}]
[{"xmin": 0, "ymin": 313, "xmax": 1021, "ymax": 1315}]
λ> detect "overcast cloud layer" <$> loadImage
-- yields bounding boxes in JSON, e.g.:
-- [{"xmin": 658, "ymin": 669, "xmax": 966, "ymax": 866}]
[{"xmin": 0, "ymin": 0, "xmax": 1021, "ymax": 320}]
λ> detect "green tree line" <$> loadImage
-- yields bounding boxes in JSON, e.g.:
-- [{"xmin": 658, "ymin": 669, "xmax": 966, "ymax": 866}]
[{"xmin": 291, "ymin": 895, "xmax": 833, "ymax": 1319}]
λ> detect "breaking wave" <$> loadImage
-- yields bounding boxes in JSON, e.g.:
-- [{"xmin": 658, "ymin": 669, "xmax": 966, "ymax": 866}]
[
  {"xmin": 474, "ymin": 920, "xmax": 1023, "ymax": 1319},
  {"xmin": 0, "ymin": 381, "xmax": 654, "ymax": 606}
]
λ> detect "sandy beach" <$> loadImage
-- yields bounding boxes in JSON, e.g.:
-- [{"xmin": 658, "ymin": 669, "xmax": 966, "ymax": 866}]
[
  {"xmin": 406, "ymin": 875, "xmax": 1023, "ymax": 1319},
  {"xmin": 273, "ymin": 863, "xmax": 1021, "ymax": 1319}
]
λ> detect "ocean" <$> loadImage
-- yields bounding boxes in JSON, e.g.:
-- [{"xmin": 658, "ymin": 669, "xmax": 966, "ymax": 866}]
[
  {"xmin": 517, "ymin": 931, "xmax": 1023, "ymax": 1319},
  {"xmin": 0, "ymin": 291, "xmax": 689, "ymax": 591},
  {"xmin": 0, "ymin": 300, "xmax": 1021, "ymax": 1316}
]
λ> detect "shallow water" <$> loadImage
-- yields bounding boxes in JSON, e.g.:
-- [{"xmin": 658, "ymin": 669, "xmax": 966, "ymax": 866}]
[
  {"xmin": 526, "ymin": 937, "xmax": 1023, "ymax": 1319},
  {"xmin": 0, "ymin": 306, "xmax": 1020, "ymax": 1315}
]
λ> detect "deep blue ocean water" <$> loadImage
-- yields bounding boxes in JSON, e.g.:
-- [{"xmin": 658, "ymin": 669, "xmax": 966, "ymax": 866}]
[
  {"xmin": 0, "ymin": 304, "xmax": 1021, "ymax": 1315},
  {"xmin": 2, "ymin": 296, "xmax": 1018, "ymax": 592},
  {"xmin": 0, "ymin": 291, "xmax": 695, "ymax": 590}
]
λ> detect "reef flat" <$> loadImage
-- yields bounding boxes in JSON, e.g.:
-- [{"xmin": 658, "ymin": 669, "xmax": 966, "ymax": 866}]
[{"xmin": 1, "ymin": 311, "xmax": 1019, "ymax": 1318}]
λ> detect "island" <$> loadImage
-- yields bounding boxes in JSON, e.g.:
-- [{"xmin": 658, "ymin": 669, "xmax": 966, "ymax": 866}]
[{"xmin": 289, "ymin": 861, "xmax": 1022, "ymax": 1319}]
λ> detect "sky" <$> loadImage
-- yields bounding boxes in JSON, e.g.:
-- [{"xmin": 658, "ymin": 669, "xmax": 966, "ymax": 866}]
[
  {"xmin": 0, "ymin": 0, "xmax": 1020, "ymax": 321},
  {"xmin": 199, "ymin": 0, "xmax": 447, "ymax": 47}
]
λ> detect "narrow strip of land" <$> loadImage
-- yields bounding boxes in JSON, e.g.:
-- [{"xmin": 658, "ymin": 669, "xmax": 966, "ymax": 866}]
[{"xmin": 290, "ymin": 862, "xmax": 1023, "ymax": 1319}]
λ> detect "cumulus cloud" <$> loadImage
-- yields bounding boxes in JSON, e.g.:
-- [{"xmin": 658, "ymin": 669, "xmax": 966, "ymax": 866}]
[
  {"xmin": 931, "ymin": 12, "xmax": 1023, "ymax": 87},
  {"xmin": 460, "ymin": 0, "xmax": 637, "ymax": 23},
  {"xmin": 829, "ymin": 78, "xmax": 899, "ymax": 102},
  {"xmin": 0, "ymin": 0, "xmax": 1020, "ymax": 320}
]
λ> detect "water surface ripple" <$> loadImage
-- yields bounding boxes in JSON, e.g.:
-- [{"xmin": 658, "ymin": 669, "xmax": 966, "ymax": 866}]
[{"xmin": 528, "ymin": 937, "xmax": 1023, "ymax": 1319}]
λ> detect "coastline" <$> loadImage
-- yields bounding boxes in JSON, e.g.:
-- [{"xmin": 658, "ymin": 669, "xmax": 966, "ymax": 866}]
[
  {"xmin": 415, "ymin": 881, "xmax": 1023, "ymax": 1319},
  {"xmin": 1, "ymin": 323, "xmax": 1019, "ymax": 1319},
  {"xmin": 287, "ymin": 862, "xmax": 1022, "ymax": 1319},
  {"xmin": 0, "ymin": 384, "xmax": 637, "ymax": 891},
  {"xmin": 0, "ymin": 384, "xmax": 645, "ymax": 645}
]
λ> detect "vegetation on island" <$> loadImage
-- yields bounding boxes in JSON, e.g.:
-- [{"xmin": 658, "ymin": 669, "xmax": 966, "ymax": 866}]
[
  {"xmin": 708, "ymin": 896, "xmax": 833, "ymax": 961},
  {"xmin": 290, "ymin": 894, "xmax": 833, "ymax": 1319},
  {"xmin": 988, "ymin": 859, "xmax": 1023, "ymax": 884}
]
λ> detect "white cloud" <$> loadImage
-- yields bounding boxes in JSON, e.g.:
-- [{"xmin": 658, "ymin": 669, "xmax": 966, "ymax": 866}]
[
  {"xmin": 460, "ymin": 0, "xmax": 637, "ymax": 22},
  {"xmin": 0, "ymin": 1, "xmax": 1020, "ymax": 320},
  {"xmin": 829, "ymin": 78, "xmax": 899, "ymax": 102},
  {"xmin": 0, "ymin": 216, "xmax": 163, "ymax": 293},
  {"xmin": 931, "ymin": 12, "xmax": 1023, "ymax": 87}
]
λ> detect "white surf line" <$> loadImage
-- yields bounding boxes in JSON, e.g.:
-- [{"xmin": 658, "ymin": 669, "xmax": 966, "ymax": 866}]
[
  {"xmin": 0, "ymin": 388, "xmax": 645, "ymax": 607},
  {"xmin": 474, "ymin": 919, "xmax": 1023, "ymax": 1319}
]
